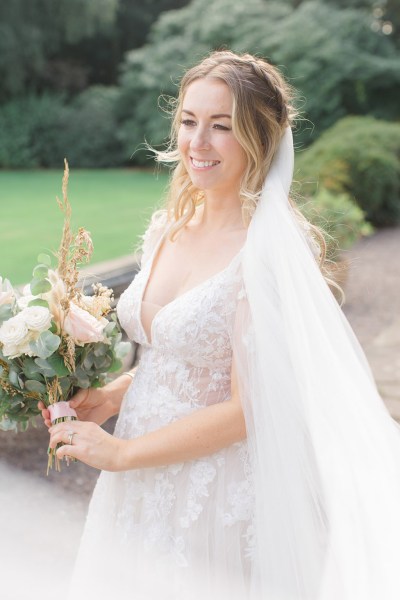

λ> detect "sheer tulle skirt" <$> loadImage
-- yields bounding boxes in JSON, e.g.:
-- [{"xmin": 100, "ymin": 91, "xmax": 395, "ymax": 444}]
[{"xmin": 67, "ymin": 373, "xmax": 255, "ymax": 600}]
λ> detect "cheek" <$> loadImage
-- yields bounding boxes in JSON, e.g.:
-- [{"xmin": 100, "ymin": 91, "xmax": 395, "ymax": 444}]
[
  {"xmin": 224, "ymin": 140, "xmax": 247, "ymax": 175},
  {"xmin": 177, "ymin": 129, "xmax": 190, "ymax": 156}
]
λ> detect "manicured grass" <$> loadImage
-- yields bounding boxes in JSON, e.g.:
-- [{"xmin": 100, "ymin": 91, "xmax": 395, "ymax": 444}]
[{"xmin": 0, "ymin": 168, "xmax": 169, "ymax": 285}]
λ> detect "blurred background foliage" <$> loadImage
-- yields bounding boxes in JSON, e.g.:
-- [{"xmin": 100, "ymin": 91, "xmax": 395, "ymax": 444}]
[{"xmin": 0, "ymin": 0, "xmax": 399, "ymax": 248}]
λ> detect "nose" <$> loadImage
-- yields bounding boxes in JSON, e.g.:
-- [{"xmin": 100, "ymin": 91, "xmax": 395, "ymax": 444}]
[{"xmin": 190, "ymin": 126, "xmax": 211, "ymax": 152}]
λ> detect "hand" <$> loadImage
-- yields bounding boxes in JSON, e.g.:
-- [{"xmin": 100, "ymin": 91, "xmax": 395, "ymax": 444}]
[
  {"xmin": 38, "ymin": 386, "xmax": 115, "ymax": 428},
  {"xmin": 49, "ymin": 420, "xmax": 126, "ymax": 471}
]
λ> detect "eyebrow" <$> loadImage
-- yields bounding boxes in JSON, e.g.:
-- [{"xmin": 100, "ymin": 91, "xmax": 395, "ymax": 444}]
[{"xmin": 182, "ymin": 109, "xmax": 231, "ymax": 119}]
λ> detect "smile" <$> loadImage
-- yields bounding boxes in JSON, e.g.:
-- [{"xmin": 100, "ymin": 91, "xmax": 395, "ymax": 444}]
[{"xmin": 190, "ymin": 157, "xmax": 220, "ymax": 169}]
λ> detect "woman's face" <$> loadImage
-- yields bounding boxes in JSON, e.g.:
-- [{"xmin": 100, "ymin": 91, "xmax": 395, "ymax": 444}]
[{"xmin": 177, "ymin": 78, "xmax": 247, "ymax": 200}]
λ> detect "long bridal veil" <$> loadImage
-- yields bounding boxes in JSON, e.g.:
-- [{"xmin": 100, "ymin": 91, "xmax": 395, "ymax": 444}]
[{"xmin": 234, "ymin": 127, "xmax": 400, "ymax": 600}]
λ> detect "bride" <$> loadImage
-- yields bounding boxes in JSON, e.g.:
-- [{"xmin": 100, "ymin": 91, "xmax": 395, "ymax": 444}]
[{"xmin": 41, "ymin": 50, "xmax": 400, "ymax": 599}]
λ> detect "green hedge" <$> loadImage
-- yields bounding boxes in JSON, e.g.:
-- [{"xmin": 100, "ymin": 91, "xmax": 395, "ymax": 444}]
[
  {"xmin": 0, "ymin": 94, "xmax": 67, "ymax": 167},
  {"xmin": 299, "ymin": 187, "xmax": 372, "ymax": 259},
  {"xmin": 0, "ymin": 87, "xmax": 125, "ymax": 168},
  {"xmin": 296, "ymin": 116, "xmax": 400, "ymax": 227}
]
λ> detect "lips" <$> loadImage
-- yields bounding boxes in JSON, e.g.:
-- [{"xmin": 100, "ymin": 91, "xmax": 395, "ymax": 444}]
[{"xmin": 190, "ymin": 157, "xmax": 221, "ymax": 169}]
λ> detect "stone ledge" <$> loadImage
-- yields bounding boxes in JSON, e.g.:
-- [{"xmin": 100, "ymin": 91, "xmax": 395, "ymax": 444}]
[{"xmin": 78, "ymin": 253, "xmax": 141, "ymax": 298}]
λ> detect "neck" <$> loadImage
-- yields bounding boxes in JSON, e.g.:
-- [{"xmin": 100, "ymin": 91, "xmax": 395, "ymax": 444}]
[{"xmin": 196, "ymin": 192, "xmax": 245, "ymax": 232}]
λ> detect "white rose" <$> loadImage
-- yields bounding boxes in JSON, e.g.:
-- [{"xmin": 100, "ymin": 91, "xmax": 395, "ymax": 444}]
[
  {"xmin": 0, "ymin": 315, "xmax": 28, "ymax": 347},
  {"xmin": 3, "ymin": 340, "xmax": 35, "ymax": 359},
  {"xmin": 0, "ymin": 277, "xmax": 14, "ymax": 307},
  {"xmin": 20, "ymin": 306, "xmax": 52, "ymax": 332},
  {"xmin": 17, "ymin": 294, "xmax": 37, "ymax": 310},
  {"xmin": 16, "ymin": 283, "xmax": 37, "ymax": 310},
  {"xmin": 1, "ymin": 343, "xmax": 19, "ymax": 358}
]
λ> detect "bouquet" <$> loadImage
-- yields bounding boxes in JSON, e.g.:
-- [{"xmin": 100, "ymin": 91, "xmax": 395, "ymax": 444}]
[{"xmin": 0, "ymin": 161, "xmax": 130, "ymax": 472}]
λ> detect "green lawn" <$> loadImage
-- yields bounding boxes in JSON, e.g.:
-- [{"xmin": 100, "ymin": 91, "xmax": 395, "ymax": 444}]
[{"xmin": 0, "ymin": 168, "xmax": 169, "ymax": 285}]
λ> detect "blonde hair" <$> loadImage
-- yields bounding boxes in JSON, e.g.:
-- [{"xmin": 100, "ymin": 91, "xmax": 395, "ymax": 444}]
[{"xmin": 152, "ymin": 50, "xmax": 331, "ymax": 284}]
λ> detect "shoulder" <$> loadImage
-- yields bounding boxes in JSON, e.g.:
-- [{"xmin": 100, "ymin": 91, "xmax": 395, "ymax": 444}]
[{"xmin": 140, "ymin": 209, "xmax": 170, "ymax": 267}]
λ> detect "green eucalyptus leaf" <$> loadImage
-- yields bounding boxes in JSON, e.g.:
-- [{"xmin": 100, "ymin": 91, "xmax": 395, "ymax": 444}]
[
  {"xmin": 22, "ymin": 358, "xmax": 43, "ymax": 380},
  {"xmin": 28, "ymin": 298, "xmax": 49, "ymax": 309},
  {"xmin": 83, "ymin": 355, "xmax": 94, "ymax": 370},
  {"xmin": 10, "ymin": 395, "xmax": 24, "ymax": 408},
  {"xmin": 34, "ymin": 357, "xmax": 57, "ymax": 377},
  {"xmin": 32, "ymin": 265, "xmax": 49, "ymax": 279},
  {"xmin": 47, "ymin": 354, "xmax": 70, "ymax": 377},
  {"xmin": 30, "ymin": 278, "xmax": 52, "ymax": 295},
  {"xmin": 20, "ymin": 419, "xmax": 30, "ymax": 431},
  {"xmin": 8, "ymin": 369, "xmax": 20, "ymax": 387},
  {"xmin": 76, "ymin": 378, "xmax": 91, "ymax": 389},
  {"xmin": 25, "ymin": 380, "xmax": 46, "ymax": 394},
  {"xmin": 30, "ymin": 331, "xmax": 60, "ymax": 359},
  {"xmin": 93, "ymin": 356, "xmax": 107, "ymax": 369},
  {"xmin": 104, "ymin": 322, "xmax": 116, "ymax": 335},
  {"xmin": 0, "ymin": 416, "xmax": 18, "ymax": 432},
  {"xmin": 59, "ymin": 378, "xmax": 72, "ymax": 397},
  {"xmin": 115, "ymin": 341, "xmax": 132, "ymax": 360},
  {"xmin": 108, "ymin": 357, "xmax": 123, "ymax": 373},
  {"xmin": 74, "ymin": 368, "xmax": 90, "ymax": 387},
  {"xmin": 93, "ymin": 343, "xmax": 108, "ymax": 357},
  {"xmin": 37, "ymin": 253, "xmax": 51, "ymax": 266}
]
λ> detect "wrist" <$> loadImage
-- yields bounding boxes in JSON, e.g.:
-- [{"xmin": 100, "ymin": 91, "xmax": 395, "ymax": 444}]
[{"xmin": 115, "ymin": 438, "xmax": 135, "ymax": 471}]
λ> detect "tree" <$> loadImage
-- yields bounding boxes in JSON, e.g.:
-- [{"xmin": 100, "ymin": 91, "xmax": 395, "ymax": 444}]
[
  {"xmin": 0, "ymin": 0, "xmax": 191, "ymax": 101},
  {"xmin": 116, "ymin": 0, "xmax": 400, "ymax": 162},
  {"xmin": 0, "ymin": 0, "xmax": 118, "ymax": 100}
]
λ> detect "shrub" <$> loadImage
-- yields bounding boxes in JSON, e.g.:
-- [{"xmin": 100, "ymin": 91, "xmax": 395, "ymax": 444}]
[
  {"xmin": 0, "ymin": 94, "xmax": 68, "ymax": 168},
  {"xmin": 61, "ymin": 86, "xmax": 125, "ymax": 167},
  {"xmin": 0, "ymin": 87, "xmax": 124, "ymax": 168},
  {"xmin": 298, "ymin": 187, "xmax": 373, "ymax": 259},
  {"xmin": 296, "ymin": 116, "xmax": 400, "ymax": 227}
]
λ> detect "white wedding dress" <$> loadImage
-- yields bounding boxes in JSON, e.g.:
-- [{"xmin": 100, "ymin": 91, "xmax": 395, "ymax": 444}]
[{"xmin": 67, "ymin": 213, "xmax": 255, "ymax": 600}]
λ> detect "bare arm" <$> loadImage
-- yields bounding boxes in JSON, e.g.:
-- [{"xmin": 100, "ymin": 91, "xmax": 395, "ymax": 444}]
[{"xmin": 49, "ymin": 360, "xmax": 247, "ymax": 471}]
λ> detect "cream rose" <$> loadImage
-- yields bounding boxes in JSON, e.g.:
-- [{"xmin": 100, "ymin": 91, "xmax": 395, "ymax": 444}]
[
  {"xmin": 0, "ymin": 277, "xmax": 14, "ymax": 307},
  {"xmin": 0, "ymin": 315, "xmax": 28, "ymax": 346},
  {"xmin": 20, "ymin": 306, "xmax": 52, "ymax": 332},
  {"xmin": 63, "ymin": 302, "xmax": 107, "ymax": 344}
]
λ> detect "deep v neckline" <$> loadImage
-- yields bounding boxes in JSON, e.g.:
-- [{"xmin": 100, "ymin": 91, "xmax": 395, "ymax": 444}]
[{"xmin": 138, "ymin": 225, "xmax": 245, "ymax": 346}]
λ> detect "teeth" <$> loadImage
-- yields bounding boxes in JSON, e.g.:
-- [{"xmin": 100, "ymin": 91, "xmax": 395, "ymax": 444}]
[{"xmin": 191, "ymin": 158, "xmax": 219, "ymax": 168}]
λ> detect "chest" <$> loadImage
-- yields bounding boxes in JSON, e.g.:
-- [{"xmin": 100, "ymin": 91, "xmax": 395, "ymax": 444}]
[
  {"xmin": 142, "ymin": 229, "xmax": 247, "ymax": 307},
  {"xmin": 117, "ymin": 256, "xmax": 244, "ymax": 369}
]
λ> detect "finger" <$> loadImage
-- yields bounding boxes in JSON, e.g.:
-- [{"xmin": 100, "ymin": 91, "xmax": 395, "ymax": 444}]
[
  {"xmin": 39, "ymin": 404, "xmax": 51, "ymax": 428},
  {"xmin": 49, "ymin": 431, "xmax": 66, "ymax": 448},
  {"xmin": 49, "ymin": 427, "xmax": 80, "ymax": 448},
  {"xmin": 69, "ymin": 388, "xmax": 90, "ymax": 409},
  {"xmin": 49, "ymin": 420, "xmax": 84, "ymax": 435},
  {"xmin": 56, "ymin": 444, "xmax": 79, "ymax": 462}
]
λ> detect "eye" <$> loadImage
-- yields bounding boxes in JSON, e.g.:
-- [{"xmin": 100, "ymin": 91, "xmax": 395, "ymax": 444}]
[
  {"xmin": 180, "ymin": 119, "xmax": 196, "ymax": 127},
  {"xmin": 213, "ymin": 123, "xmax": 231, "ymax": 131}
]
